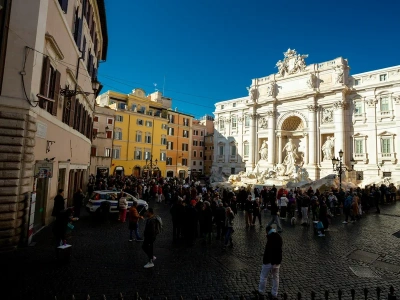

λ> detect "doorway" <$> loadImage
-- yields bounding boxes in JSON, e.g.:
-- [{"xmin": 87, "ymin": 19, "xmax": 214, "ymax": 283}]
[
  {"xmin": 167, "ymin": 171, "xmax": 174, "ymax": 177},
  {"xmin": 33, "ymin": 178, "xmax": 48, "ymax": 233}
]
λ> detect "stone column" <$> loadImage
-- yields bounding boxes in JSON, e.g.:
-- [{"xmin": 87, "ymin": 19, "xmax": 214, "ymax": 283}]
[
  {"xmin": 277, "ymin": 133, "xmax": 282, "ymax": 163},
  {"xmin": 247, "ymin": 108, "xmax": 257, "ymax": 170},
  {"xmin": 267, "ymin": 110, "xmax": 276, "ymax": 166},
  {"xmin": 394, "ymin": 97, "xmax": 400, "ymax": 165},
  {"xmin": 365, "ymin": 98, "xmax": 378, "ymax": 166},
  {"xmin": 333, "ymin": 101, "xmax": 347, "ymax": 161},
  {"xmin": 307, "ymin": 104, "xmax": 318, "ymax": 165},
  {"xmin": 303, "ymin": 133, "xmax": 309, "ymax": 165}
]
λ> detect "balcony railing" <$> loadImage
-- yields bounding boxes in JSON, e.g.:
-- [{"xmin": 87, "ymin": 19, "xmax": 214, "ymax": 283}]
[
  {"xmin": 229, "ymin": 155, "xmax": 237, "ymax": 162},
  {"xmin": 377, "ymin": 110, "xmax": 394, "ymax": 121},
  {"xmin": 217, "ymin": 155, "xmax": 224, "ymax": 162},
  {"xmin": 378, "ymin": 152, "xmax": 396, "ymax": 164}
]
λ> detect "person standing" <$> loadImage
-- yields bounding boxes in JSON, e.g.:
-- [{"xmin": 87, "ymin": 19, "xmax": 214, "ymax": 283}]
[
  {"xmin": 252, "ymin": 197, "xmax": 262, "ymax": 227},
  {"xmin": 142, "ymin": 208, "xmax": 158, "ymax": 268},
  {"xmin": 73, "ymin": 188, "xmax": 84, "ymax": 218},
  {"xmin": 257, "ymin": 225, "xmax": 283, "ymax": 298},
  {"xmin": 278, "ymin": 193, "xmax": 289, "ymax": 220},
  {"xmin": 119, "ymin": 193, "xmax": 128, "ymax": 222},
  {"xmin": 223, "ymin": 207, "xmax": 235, "ymax": 248},
  {"xmin": 128, "ymin": 200, "xmax": 144, "ymax": 241},
  {"xmin": 214, "ymin": 201, "xmax": 226, "ymax": 240},
  {"xmin": 51, "ymin": 189, "xmax": 65, "ymax": 218},
  {"xmin": 266, "ymin": 199, "xmax": 283, "ymax": 232},
  {"xmin": 244, "ymin": 195, "xmax": 253, "ymax": 228}
]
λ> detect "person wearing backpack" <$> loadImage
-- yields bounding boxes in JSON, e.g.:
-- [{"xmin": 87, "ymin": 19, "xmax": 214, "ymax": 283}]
[
  {"xmin": 342, "ymin": 192, "xmax": 353, "ymax": 224},
  {"xmin": 142, "ymin": 208, "xmax": 162, "ymax": 268}
]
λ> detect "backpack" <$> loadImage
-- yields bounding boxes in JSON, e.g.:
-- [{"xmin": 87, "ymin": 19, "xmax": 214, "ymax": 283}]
[{"xmin": 154, "ymin": 215, "xmax": 163, "ymax": 235}]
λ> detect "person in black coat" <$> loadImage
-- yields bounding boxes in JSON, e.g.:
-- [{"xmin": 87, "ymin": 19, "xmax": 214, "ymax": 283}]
[
  {"xmin": 73, "ymin": 188, "xmax": 84, "ymax": 218},
  {"xmin": 170, "ymin": 198, "xmax": 185, "ymax": 241},
  {"xmin": 51, "ymin": 189, "xmax": 65, "ymax": 218},
  {"xmin": 202, "ymin": 201, "xmax": 213, "ymax": 244},
  {"xmin": 214, "ymin": 201, "xmax": 226, "ymax": 240},
  {"xmin": 257, "ymin": 225, "xmax": 283, "ymax": 298}
]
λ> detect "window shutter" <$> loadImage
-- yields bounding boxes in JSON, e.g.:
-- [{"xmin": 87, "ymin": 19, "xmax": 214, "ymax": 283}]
[
  {"xmin": 77, "ymin": 17, "xmax": 83, "ymax": 50},
  {"xmin": 39, "ymin": 57, "xmax": 50, "ymax": 108},
  {"xmin": 73, "ymin": 9, "xmax": 79, "ymax": 43},
  {"xmin": 52, "ymin": 70, "xmax": 61, "ymax": 116},
  {"xmin": 61, "ymin": 0, "xmax": 69, "ymax": 13},
  {"xmin": 88, "ymin": 6, "xmax": 93, "ymax": 30},
  {"xmin": 78, "ymin": 104, "xmax": 84, "ymax": 132},
  {"xmin": 69, "ymin": 95, "xmax": 76, "ymax": 127}
]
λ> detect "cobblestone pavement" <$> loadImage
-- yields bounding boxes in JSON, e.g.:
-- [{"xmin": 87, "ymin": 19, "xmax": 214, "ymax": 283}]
[{"xmin": 2, "ymin": 201, "xmax": 400, "ymax": 300}]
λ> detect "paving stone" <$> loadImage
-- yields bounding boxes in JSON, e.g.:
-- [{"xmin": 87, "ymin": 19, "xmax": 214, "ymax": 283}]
[
  {"xmin": 372, "ymin": 260, "xmax": 400, "ymax": 273},
  {"xmin": 347, "ymin": 249, "xmax": 380, "ymax": 263},
  {"xmin": 349, "ymin": 266, "xmax": 380, "ymax": 278}
]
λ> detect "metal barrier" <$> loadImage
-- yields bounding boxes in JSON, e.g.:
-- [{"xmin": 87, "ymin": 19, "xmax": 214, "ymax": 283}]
[{"xmin": 54, "ymin": 286, "xmax": 397, "ymax": 300}]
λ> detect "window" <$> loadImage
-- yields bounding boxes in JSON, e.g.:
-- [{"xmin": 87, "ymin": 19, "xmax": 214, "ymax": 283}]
[
  {"xmin": 168, "ymin": 114, "xmax": 175, "ymax": 123},
  {"xmin": 107, "ymin": 118, "xmax": 113, "ymax": 125},
  {"xmin": 160, "ymin": 152, "xmax": 166, "ymax": 161},
  {"xmin": 58, "ymin": 0, "xmax": 69, "ymax": 13},
  {"xmin": 193, "ymin": 130, "xmax": 198, "ymax": 136},
  {"xmin": 221, "ymin": 105, "xmax": 224, "ymax": 109},
  {"xmin": 245, "ymin": 115, "xmax": 250, "ymax": 127},
  {"xmin": 380, "ymin": 74, "xmax": 387, "ymax": 81},
  {"xmin": 118, "ymin": 103, "xmax": 126, "ymax": 110},
  {"xmin": 205, "ymin": 146, "xmax": 207, "ymax": 150},
  {"xmin": 106, "ymin": 130, "xmax": 112, "ymax": 139},
  {"xmin": 355, "ymin": 79, "xmax": 360, "ymax": 86},
  {"xmin": 381, "ymin": 138, "xmax": 390, "ymax": 153},
  {"xmin": 200, "ymin": 151, "xmax": 203, "ymax": 158},
  {"xmin": 135, "ymin": 149, "xmax": 142, "ymax": 160},
  {"xmin": 94, "ymin": 116, "xmax": 99, "ymax": 122},
  {"xmin": 116, "ymin": 115, "xmax": 123, "ymax": 122},
  {"xmin": 161, "ymin": 124, "xmax": 168, "ymax": 129},
  {"xmin": 219, "ymin": 121, "xmax": 224, "ymax": 131},
  {"xmin": 199, "ymin": 161, "xmax": 203, "ymax": 166},
  {"xmin": 161, "ymin": 136, "xmax": 167, "ymax": 145},
  {"xmin": 166, "ymin": 157, "xmax": 173, "ymax": 165},
  {"xmin": 112, "ymin": 149, "xmax": 120, "ymax": 159},
  {"xmin": 168, "ymin": 127, "xmax": 174, "ymax": 136},
  {"xmin": 183, "ymin": 118, "xmax": 189, "ymax": 126},
  {"xmin": 219, "ymin": 145, "xmax": 224, "ymax": 156},
  {"xmin": 105, "ymin": 148, "xmax": 111, "ymax": 157},
  {"xmin": 354, "ymin": 102, "xmax": 363, "ymax": 116},
  {"xmin": 147, "ymin": 110, "xmax": 153, "ymax": 116},
  {"xmin": 193, "ymin": 140, "xmax": 198, "ymax": 146},
  {"xmin": 145, "ymin": 121, "xmax": 152, "ymax": 127},
  {"xmin": 199, "ymin": 141, "xmax": 204, "ymax": 146},
  {"xmin": 137, "ymin": 119, "xmax": 143, "ymax": 125},
  {"xmin": 231, "ymin": 168, "xmax": 235, "ymax": 174},
  {"xmin": 183, "ymin": 130, "xmax": 189, "ymax": 138},
  {"xmin": 233, "ymin": 103, "xmax": 236, "ymax": 107},
  {"xmin": 114, "ymin": 131, "xmax": 122, "ymax": 140},
  {"xmin": 201, "ymin": 131, "xmax": 204, "ymax": 136},
  {"xmin": 193, "ymin": 161, "xmax": 196, "ymax": 166},
  {"xmin": 91, "ymin": 147, "xmax": 97, "ymax": 156},
  {"xmin": 39, "ymin": 58, "xmax": 61, "ymax": 116},
  {"xmin": 194, "ymin": 151, "xmax": 197, "ymax": 158},
  {"xmin": 138, "ymin": 106, "xmax": 145, "ymax": 114},
  {"xmin": 231, "ymin": 145, "xmax": 236, "ymax": 156},
  {"xmin": 145, "ymin": 133, "xmax": 151, "ymax": 143},
  {"xmin": 231, "ymin": 116, "xmax": 237, "ymax": 129},
  {"xmin": 182, "ymin": 143, "xmax": 188, "ymax": 151},
  {"xmin": 355, "ymin": 140, "xmax": 363, "ymax": 154},
  {"xmin": 182, "ymin": 158, "xmax": 187, "ymax": 166},
  {"xmin": 136, "ymin": 131, "xmax": 142, "ymax": 142},
  {"xmin": 131, "ymin": 104, "xmax": 137, "ymax": 112},
  {"xmin": 93, "ymin": 128, "xmax": 98, "ymax": 136},
  {"xmin": 167, "ymin": 141, "xmax": 174, "ymax": 150},
  {"xmin": 144, "ymin": 151, "xmax": 151, "ymax": 160},
  {"xmin": 380, "ymin": 96, "xmax": 389, "ymax": 112},
  {"xmin": 244, "ymin": 142, "xmax": 249, "ymax": 156}
]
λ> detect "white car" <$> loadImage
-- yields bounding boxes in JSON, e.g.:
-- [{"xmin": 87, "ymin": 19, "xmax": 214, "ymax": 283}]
[{"xmin": 86, "ymin": 190, "xmax": 148, "ymax": 215}]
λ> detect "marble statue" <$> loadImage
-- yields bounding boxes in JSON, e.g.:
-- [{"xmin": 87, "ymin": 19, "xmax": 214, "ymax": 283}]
[
  {"xmin": 267, "ymin": 81, "xmax": 276, "ymax": 97},
  {"xmin": 335, "ymin": 66, "xmax": 344, "ymax": 83},
  {"xmin": 259, "ymin": 140, "xmax": 268, "ymax": 160},
  {"xmin": 282, "ymin": 138, "xmax": 298, "ymax": 176},
  {"xmin": 276, "ymin": 49, "xmax": 308, "ymax": 76},
  {"xmin": 306, "ymin": 73, "xmax": 315, "ymax": 89},
  {"xmin": 276, "ymin": 60, "xmax": 287, "ymax": 76},
  {"xmin": 322, "ymin": 136, "xmax": 335, "ymax": 160}
]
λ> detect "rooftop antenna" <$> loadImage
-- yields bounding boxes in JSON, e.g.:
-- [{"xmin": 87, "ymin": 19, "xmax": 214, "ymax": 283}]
[
  {"xmin": 153, "ymin": 83, "xmax": 158, "ymax": 92},
  {"xmin": 163, "ymin": 75, "xmax": 166, "ymax": 95}
]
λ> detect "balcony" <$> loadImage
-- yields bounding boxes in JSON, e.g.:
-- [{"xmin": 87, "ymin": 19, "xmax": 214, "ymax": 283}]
[
  {"xmin": 377, "ymin": 110, "xmax": 394, "ymax": 121},
  {"xmin": 229, "ymin": 155, "xmax": 237, "ymax": 162},
  {"xmin": 217, "ymin": 155, "xmax": 225, "ymax": 163},
  {"xmin": 354, "ymin": 153, "xmax": 367, "ymax": 164},
  {"xmin": 378, "ymin": 152, "xmax": 396, "ymax": 164}
]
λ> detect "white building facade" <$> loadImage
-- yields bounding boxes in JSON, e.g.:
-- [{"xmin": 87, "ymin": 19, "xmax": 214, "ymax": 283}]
[{"xmin": 213, "ymin": 49, "xmax": 400, "ymax": 183}]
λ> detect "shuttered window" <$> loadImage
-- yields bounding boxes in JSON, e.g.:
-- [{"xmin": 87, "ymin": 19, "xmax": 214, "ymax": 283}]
[
  {"xmin": 58, "ymin": 0, "xmax": 69, "ymax": 13},
  {"xmin": 39, "ymin": 57, "xmax": 60, "ymax": 116}
]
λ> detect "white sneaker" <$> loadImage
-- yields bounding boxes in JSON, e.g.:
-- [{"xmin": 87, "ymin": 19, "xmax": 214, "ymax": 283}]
[
  {"xmin": 152, "ymin": 256, "xmax": 157, "ymax": 261},
  {"xmin": 144, "ymin": 262, "xmax": 154, "ymax": 268},
  {"xmin": 342, "ymin": 221, "xmax": 348, "ymax": 224}
]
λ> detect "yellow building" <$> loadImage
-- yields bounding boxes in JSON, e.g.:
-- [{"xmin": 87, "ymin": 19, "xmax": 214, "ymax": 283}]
[{"xmin": 97, "ymin": 89, "xmax": 169, "ymax": 177}]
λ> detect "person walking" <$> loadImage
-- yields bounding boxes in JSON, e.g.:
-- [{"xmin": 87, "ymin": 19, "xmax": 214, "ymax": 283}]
[
  {"xmin": 128, "ymin": 200, "xmax": 144, "ymax": 241},
  {"xmin": 142, "ymin": 208, "xmax": 158, "ymax": 268},
  {"xmin": 257, "ymin": 225, "xmax": 283, "ymax": 298},
  {"xmin": 223, "ymin": 207, "xmax": 235, "ymax": 248},
  {"xmin": 278, "ymin": 193, "xmax": 289, "ymax": 220},
  {"xmin": 266, "ymin": 199, "xmax": 283, "ymax": 232},
  {"xmin": 214, "ymin": 201, "xmax": 226, "ymax": 240},
  {"xmin": 244, "ymin": 195, "xmax": 253, "ymax": 228},
  {"xmin": 252, "ymin": 197, "xmax": 262, "ymax": 227},
  {"xmin": 51, "ymin": 189, "xmax": 65, "ymax": 218},
  {"xmin": 72, "ymin": 188, "xmax": 84, "ymax": 219},
  {"xmin": 118, "ymin": 193, "xmax": 128, "ymax": 222}
]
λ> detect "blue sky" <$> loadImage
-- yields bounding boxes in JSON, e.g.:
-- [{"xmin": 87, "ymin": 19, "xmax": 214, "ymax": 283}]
[{"xmin": 99, "ymin": 0, "xmax": 400, "ymax": 119}]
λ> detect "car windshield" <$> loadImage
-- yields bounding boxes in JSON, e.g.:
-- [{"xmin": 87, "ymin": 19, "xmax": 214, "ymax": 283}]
[{"xmin": 90, "ymin": 192, "xmax": 120, "ymax": 200}]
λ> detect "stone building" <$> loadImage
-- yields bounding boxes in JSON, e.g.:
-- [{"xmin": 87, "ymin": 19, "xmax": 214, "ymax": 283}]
[
  {"xmin": 90, "ymin": 105, "xmax": 115, "ymax": 177},
  {"xmin": 191, "ymin": 120, "xmax": 206, "ymax": 177},
  {"xmin": 213, "ymin": 49, "xmax": 400, "ymax": 183},
  {"xmin": 0, "ymin": 0, "xmax": 108, "ymax": 251}
]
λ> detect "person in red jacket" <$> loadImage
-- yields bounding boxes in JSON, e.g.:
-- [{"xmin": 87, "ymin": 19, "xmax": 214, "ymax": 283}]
[{"xmin": 157, "ymin": 185, "xmax": 163, "ymax": 203}]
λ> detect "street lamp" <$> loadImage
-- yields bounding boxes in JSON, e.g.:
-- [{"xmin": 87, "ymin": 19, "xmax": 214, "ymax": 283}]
[
  {"xmin": 144, "ymin": 155, "xmax": 159, "ymax": 179},
  {"xmin": 60, "ymin": 80, "xmax": 101, "ymax": 98},
  {"xmin": 188, "ymin": 168, "xmax": 191, "ymax": 183},
  {"xmin": 332, "ymin": 150, "xmax": 356, "ymax": 191}
]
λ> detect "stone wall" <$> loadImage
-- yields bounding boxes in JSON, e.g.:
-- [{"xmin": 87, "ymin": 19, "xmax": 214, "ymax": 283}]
[{"xmin": 0, "ymin": 111, "xmax": 36, "ymax": 251}]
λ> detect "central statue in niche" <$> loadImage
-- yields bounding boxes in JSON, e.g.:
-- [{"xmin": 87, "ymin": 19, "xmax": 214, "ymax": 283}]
[
  {"xmin": 259, "ymin": 140, "xmax": 268, "ymax": 160},
  {"xmin": 282, "ymin": 138, "xmax": 298, "ymax": 176}
]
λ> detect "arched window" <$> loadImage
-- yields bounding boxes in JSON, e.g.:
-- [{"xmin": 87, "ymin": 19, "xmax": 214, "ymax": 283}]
[{"xmin": 136, "ymin": 131, "xmax": 142, "ymax": 142}]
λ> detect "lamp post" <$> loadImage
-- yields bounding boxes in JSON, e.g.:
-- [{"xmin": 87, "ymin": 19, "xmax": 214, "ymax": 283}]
[
  {"xmin": 60, "ymin": 80, "xmax": 100, "ymax": 98},
  {"xmin": 331, "ymin": 150, "xmax": 356, "ymax": 191},
  {"xmin": 188, "ymin": 168, "xmax": 191, "ymax": 184}
]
